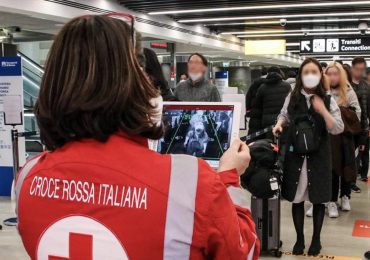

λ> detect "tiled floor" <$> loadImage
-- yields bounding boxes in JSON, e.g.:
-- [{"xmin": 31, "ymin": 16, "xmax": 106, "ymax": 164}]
[{"xmin": 0, "ymin": 181, "xmax": 369, "ymax": 260}]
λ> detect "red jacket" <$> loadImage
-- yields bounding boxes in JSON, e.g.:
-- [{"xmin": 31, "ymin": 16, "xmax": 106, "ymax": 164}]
[{"xmin": 16, "ymin": 133, "xmax": 259, "ymax": 260}]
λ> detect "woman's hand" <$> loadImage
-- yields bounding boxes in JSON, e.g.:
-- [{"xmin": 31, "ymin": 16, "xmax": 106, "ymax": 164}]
[
  {"xmin": 312, "ymin": 95, "xmax": 328, "ymax": 115},
  {"xmin": 218, "ymin": 139, "xmax": 250, "ymax": 176},
  {"xmin": 313, "ymin": 95, "xmax": 337, "ymax": 130},
  {"xmin": 272, "ymin": 124, "xmax": 283, "ymax": 136}
]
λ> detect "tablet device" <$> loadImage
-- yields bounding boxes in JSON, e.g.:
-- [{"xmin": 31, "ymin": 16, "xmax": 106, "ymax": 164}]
[{"xmin": 150, "ymin": 102, "xmax": 241, "ymax": 168}]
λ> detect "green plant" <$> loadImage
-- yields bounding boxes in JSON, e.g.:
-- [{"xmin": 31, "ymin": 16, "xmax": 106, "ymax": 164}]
[{"xmin": 229, "ymin": 81, "xmax": 247, "ymax": 94}]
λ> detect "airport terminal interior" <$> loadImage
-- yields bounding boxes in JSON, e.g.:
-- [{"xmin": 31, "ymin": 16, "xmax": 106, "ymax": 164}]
[{"xmin": 0, "ymin": 0, "xmax": 370, "ymax": 259}]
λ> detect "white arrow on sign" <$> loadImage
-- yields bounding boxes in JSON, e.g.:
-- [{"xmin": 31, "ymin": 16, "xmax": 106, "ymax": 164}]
[{"xmin": 301, "ymin": 41, "xmax": 311, "ymax": 51}]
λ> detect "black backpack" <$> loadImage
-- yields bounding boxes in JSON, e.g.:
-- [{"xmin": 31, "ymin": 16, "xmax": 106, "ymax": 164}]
[{"xmin": 241, "ymin": 139, "xmax": 280, "ymax": 199}]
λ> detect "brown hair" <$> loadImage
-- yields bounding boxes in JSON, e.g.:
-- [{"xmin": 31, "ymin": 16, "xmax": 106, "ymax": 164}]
[{"xmin": 35, "ymin": 15, "xmax": 163, "ymax": 150}]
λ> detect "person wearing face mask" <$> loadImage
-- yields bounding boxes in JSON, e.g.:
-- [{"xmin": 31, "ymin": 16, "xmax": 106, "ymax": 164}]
[
  {"xmin": 175, "ymin": 53, "xmax": 221, "ymax": 102},
  {"xmin": 306, "ymin": 62, "xmax": 361, "ymax": 218},
  {"xmin": 179, "ymin": 73, "xmax": 188, "ymax": 83},
  {"xmin": 15, "ymin": 15, "xmax": 260, "ymax": 260},
  {"xmin": 273, "ymin": 58, "xmax": 344, "ymax": 256}
]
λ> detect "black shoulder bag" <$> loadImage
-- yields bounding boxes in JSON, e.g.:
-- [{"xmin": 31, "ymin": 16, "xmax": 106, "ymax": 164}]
[
  {"xmin": 292, "ymin": 114, "xmax": 320, "ymax": 154},
  {"xmin": 291, "ymin": 95, "xmax": 331, "ymax": 154}
]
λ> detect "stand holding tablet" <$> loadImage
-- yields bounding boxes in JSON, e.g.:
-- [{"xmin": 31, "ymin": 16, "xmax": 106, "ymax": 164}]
[{"xmin": 2, "ymin": 95, "xmax": 23, "ymax": 227}]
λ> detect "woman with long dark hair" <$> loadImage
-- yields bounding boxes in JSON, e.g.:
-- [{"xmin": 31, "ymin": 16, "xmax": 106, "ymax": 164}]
[
  {"xmin": 143, "ymin": 47, "xmax": 176, "ymax": 101},
  {"xmin": 273, "ymin": 58, "xmax": 344, "ymax": 256},
  {"xmin": 16, "ymin": 15, "xmax": 259, "ymax": 259}
]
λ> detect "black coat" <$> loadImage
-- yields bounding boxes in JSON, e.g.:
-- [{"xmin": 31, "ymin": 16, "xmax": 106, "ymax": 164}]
[
  {"xmin": 246, "ymin": 77, "xmax": 265, "ymax": 133},
  {"xmin": 246, "ymin": 78, "xmax": 265, "ymax": 110},
  {"xmin": 282, "ymin": 94, "xmax": 332, "ymax": 204},
  {"xmin": 351, "ymin": 80, "xmax": 370, "ymax": 130},
  {"xmin": 253, "ymin": 72, "xmax": 291, "ymax": 128}
]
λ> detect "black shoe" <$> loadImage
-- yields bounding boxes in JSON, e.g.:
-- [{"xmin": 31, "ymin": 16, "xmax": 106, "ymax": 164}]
[
  {"xmin": 351, "ymin": 184, "xmax": 361, "ymax": 193},
  {"xmin": 365, "ymin": 250, "xmax": 370, "ymax": 260},
  {"xmin": 308, "ymin": 241, "xmax": 322, "ymax": 256},
  {"xmin": 292, "ymin": 240, "xmax": 305, "ymax": 255}
]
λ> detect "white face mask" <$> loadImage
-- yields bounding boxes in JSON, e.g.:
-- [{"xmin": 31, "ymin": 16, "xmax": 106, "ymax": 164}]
[
  {"xmin": 302, "ymin": 74, "xmax": 321, "ymax": 89},
  {"xmin": 149, "ymin": 95, "xmax": 163, "ymax": 126},
  {"xmin": 189, "ymin": 72, "xmax": 203, "ymax": 82}
]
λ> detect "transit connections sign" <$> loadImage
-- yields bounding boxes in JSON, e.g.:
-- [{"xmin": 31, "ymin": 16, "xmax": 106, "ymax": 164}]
[{"xmin": 300, "ymin": 37, "xmax": 370, "ymax": 54}]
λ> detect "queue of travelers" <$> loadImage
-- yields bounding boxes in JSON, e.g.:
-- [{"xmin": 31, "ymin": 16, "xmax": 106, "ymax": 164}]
[{"xmin": 249, "ymin": 58, "xmax": 369, "ymax": 256}]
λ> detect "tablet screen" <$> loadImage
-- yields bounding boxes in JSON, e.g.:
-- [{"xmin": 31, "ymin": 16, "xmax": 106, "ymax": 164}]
[{"xmin": 157, "ymin": 104, "xmax": 235, "ymax": 168}]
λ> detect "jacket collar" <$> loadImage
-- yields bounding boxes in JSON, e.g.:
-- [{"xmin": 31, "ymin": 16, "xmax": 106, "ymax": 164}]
[
  {"xmin": 189, "ymin": 77, "xmax": 206, "ymax": 87},
  {"xmin": 300, "ymin": 89, "xmax": 315, "ymax": 98},
  {"xmin": 116, "ymin": 131, "xmax": 149, "ymax": 147}
]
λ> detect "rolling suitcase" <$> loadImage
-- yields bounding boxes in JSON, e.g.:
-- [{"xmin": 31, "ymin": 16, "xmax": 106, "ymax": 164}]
[
  {"xmin": 243, "ymin": 129, "xmax": 283, "ymax": 257},
  {"xmin": 241, "ymin": 127, "xmax": 283, "ymax": 257},
  {"xmin": 251, "ymin": 195, "xmax": 282, "ymax": 257}
]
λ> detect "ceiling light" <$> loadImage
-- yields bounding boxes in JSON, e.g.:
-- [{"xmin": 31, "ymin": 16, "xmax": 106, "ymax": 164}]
[
  {"xmin": 209, "ymin": 18, "xmax": 361, "ymax": 26},
  {"xmin": 222, "ymin": 30, "xmax": 285, "ymax": 35},
  {"xmin": 238, "ymin": 33, "xmax": 303, "ymax": 38},
  {"xmin": 178, "ymin": 11, "xmax": 370, "ymax": 23},
  {"xmin": 286, "ymin": 43, "xmax": 300, "ymax": 46},
  {"xmin": 237, "ymin": 31, "xmax": 362, "ymax": 38},
  {"xmin": 149, "ymin": 1, "xmax": 370, "ymax": 15},
  {"xmin": 224, "ymin": 28, "xmax": 358, "ymax": 35},
  {"xmin": 310, "ymin": 31, "xmax": 362, "ymax": 35}
]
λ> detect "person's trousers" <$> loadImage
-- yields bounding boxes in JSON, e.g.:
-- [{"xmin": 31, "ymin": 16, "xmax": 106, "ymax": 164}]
[
  {"xmin": 355, "ymin": 134, "xmax": 369, "ymax": 179},
  {"xmin": 331, "ymin": 172, "xmax": 351, "ymax": 201}
]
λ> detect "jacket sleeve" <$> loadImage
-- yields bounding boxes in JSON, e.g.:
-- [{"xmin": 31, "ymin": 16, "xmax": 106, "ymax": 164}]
[
  {"xmin": 251, "ymin": 86, "xmax": 264, "ymax": 122},
  {"xmin": 211, "ymin": 86, "xmax": 222, "ymax": 102},
  {"xmin": 328, "ymin": 97, "xmax": 344, "ymax": 135},
  {"xmin": 160, "ymin": 85, "xmax": 177, "ymax": 101},
  {"xmin": 347, "ymin": 87, "xmax": 361, "ymax": 120},
  {"xmin": 246, "ymin": 80, "xmax": 260, "ymax": 110},
  {"xmin": 200, "ymin": 160, "xmax": 260, "ymax": 260},
  {"xmin": 174, "ymin": 85, "xmax": 180, "ymax": 100}
]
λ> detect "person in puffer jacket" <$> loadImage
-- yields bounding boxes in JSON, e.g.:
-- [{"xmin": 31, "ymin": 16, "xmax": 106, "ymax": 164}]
[{"xmin": 252, "ymin": 67, "xmax": 291, "ymax": 139}]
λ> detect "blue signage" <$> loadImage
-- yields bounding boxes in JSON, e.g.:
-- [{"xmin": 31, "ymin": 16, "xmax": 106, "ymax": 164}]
[
  {"xmin": 0, "ymin": 167, "xmax": 13, "ymax": 196},
  {"xmin": 0, "ymin": 56, "xmax": 24, "ymax": 196},
  {"xmin": 0, "ymin": 56, "xmax": 22, "ymax": 76},
  {"xmin": 215, "ymin": 71, "xmax": 228, "ymax": 79}
]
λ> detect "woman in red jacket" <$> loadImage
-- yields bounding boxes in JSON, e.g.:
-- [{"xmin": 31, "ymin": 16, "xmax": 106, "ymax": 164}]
[{"xmin": 16, "ymin": 15, "xmax": 259, "ymax": 260}]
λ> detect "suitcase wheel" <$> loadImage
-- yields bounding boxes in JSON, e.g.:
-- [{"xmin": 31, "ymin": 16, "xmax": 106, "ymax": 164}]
[{"xmin": 269, "ymin": 249, "xmax": 282, "ymax": 258}]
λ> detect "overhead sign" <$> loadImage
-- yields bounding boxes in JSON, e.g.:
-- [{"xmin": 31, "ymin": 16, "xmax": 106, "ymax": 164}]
[
  {"xmin": 150, "ymin": 42, "xmax": 168, "ymax": 49},
  {"xmin": 300, "ymin": 37, "xmax": 370, "ymax": 54},
  {"xmin": 0, "ymin": 56, "xmax": 25, "ymax": 196},
  {"xmin": 245, "ymin": 40, "xmax": 286, "ymax": 55}
]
